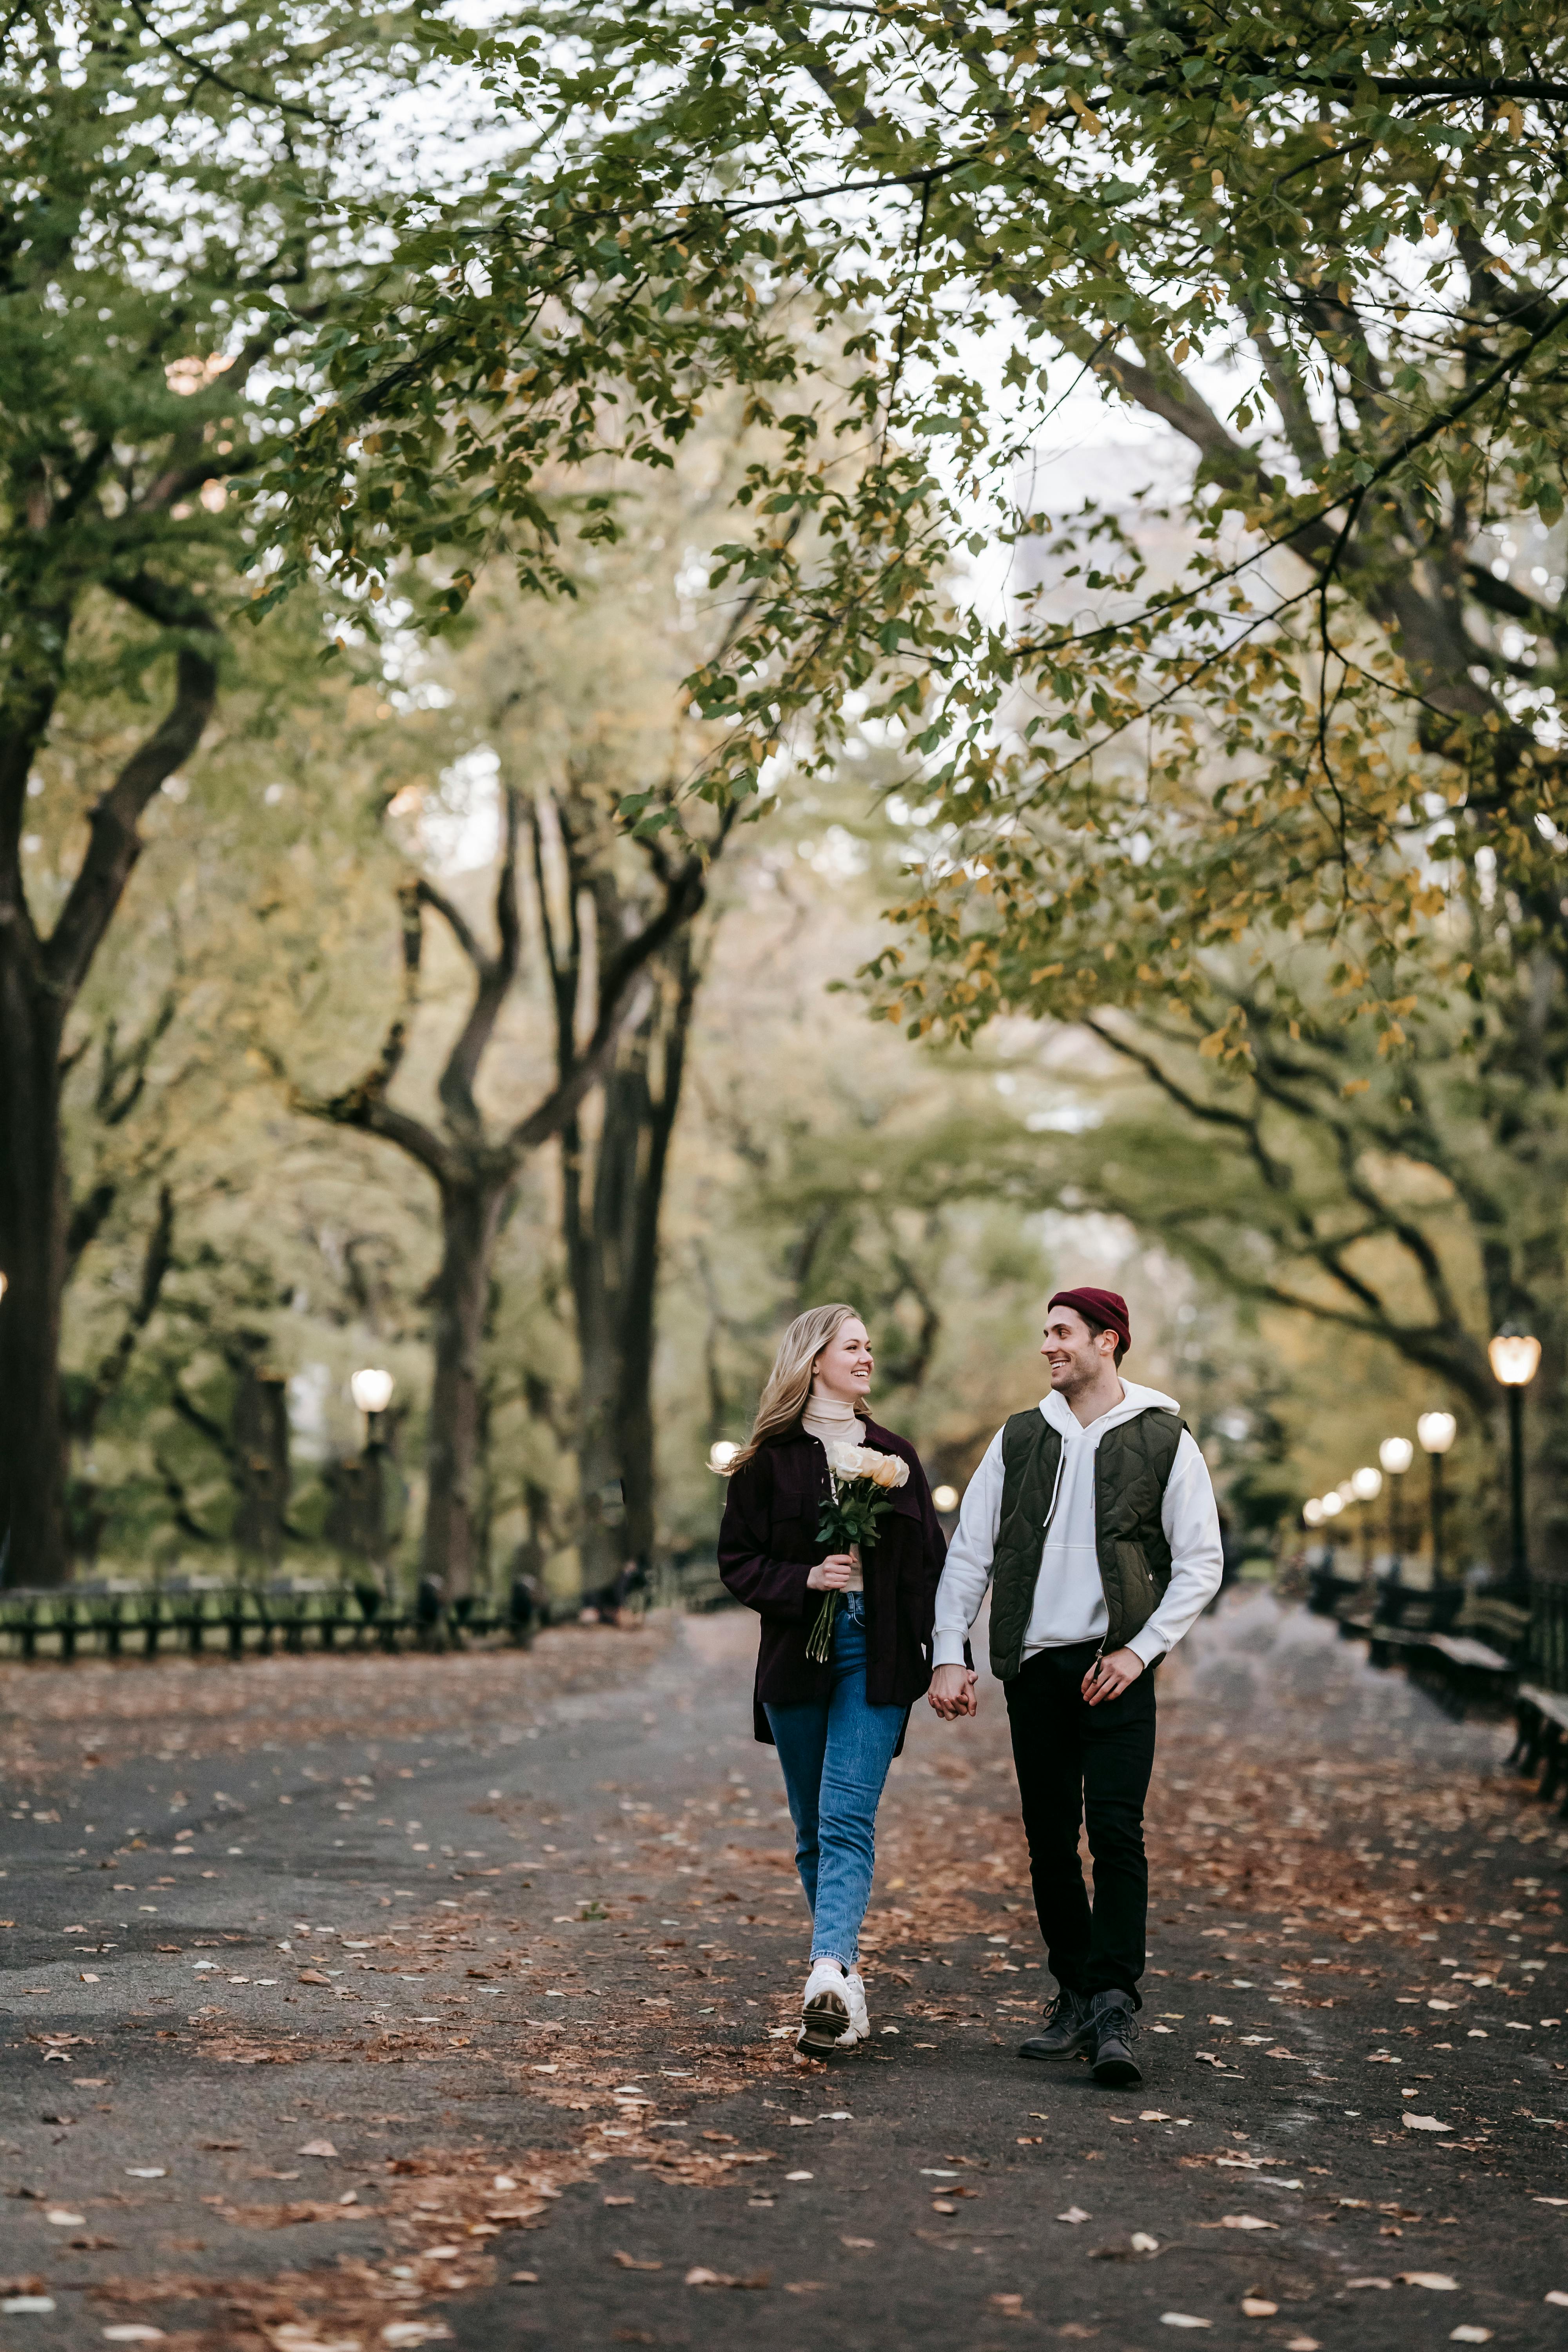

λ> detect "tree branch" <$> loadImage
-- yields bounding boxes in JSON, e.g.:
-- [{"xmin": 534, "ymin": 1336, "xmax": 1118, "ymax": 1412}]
[
  {"xmin": 431, "ymin": 784, "xmax": 523, "ymax": 1135},
  {"xmin": 284, "ymin": 879, "xmax": 454, "ymax": 1182},
  {"xmin": 43, "ymin": 576, "xmax": 220, "ymax": 1003}
]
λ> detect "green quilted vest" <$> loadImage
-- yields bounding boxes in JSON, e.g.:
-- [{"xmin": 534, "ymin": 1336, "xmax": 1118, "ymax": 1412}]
[{"xmin": 988, "ymin": 1405, "xmax": 1185, "ymax": 1681}]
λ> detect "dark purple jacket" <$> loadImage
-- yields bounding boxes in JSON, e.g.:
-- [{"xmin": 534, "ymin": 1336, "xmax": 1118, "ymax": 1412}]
[{"xmin": 717, "ymin": 1414, "xmax": 947, "ymax": 1746}]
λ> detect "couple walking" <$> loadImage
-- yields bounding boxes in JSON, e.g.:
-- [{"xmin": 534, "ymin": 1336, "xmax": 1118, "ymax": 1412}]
[{"xmin": 717, "ymin": 1291, "xmax": 1223, "ymax": 2081}]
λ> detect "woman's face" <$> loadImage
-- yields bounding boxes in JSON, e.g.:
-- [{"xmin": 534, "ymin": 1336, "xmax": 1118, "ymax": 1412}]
[{"xmin": 813, "ymin": 1316, "xmax": 874, "ymax": 1403}]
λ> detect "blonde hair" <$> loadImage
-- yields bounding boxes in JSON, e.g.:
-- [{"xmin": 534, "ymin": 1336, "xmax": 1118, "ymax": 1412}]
[{"xmin": 727, "ymin": 1303, "xmax": 867, "ymax": 1474}]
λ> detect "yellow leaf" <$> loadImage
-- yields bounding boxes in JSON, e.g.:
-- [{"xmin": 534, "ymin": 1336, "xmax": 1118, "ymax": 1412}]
[
  {"xmin": 1198, "ymin": 1030, "xmax": 1229, "ymax": 1058},
  {"xmin": 1341, "ymin": 1077, "xmax": 1371, "ymax": 1096},
  {"xmin": 1030, "ymin": 964, "xmax": 1064, "ymax": 982}
]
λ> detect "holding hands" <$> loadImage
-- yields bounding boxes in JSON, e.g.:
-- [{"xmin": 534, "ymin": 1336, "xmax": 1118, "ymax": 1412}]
[{"xmin": 927, "ymin": 1662, "xmax": 979, "ymax": 1719}]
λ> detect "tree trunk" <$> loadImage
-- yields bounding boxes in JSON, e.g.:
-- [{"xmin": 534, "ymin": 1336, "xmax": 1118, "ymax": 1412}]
[
  {"xmin": 0, "ymin": 959, "xmax": 69, "ymax": 1587},
  {"xmin": 422, "ymin": 1171, "xmax": 509, "ymax": 1600},
  {"xmin": 228, "ymin": 1345, "xmax": 291, "ymax": 1568},
  {"xmin": 563, "ymin": 940, "xmax": 698, "ymax": 1596}
]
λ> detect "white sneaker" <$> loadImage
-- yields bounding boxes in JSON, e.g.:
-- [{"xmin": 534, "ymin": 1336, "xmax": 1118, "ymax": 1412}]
[
  {"xmin": 844, "ymin": 1969, "xmax": 870, "ymax": 2041},
  {"xmin": 798, "ymin": 1959, "xmax": 854, "ymax": 2053}
]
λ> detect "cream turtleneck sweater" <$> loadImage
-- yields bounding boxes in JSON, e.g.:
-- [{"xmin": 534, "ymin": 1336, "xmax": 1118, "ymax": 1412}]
[{"xmin": 801, "ymin": 1388, "xmax": 866, "ymax": 1591}]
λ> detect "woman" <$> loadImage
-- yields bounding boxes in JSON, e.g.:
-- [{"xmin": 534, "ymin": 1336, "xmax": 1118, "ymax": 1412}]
[{"xmin": 718, "ymin": 1303, "xmax": 947, "ymax": 2053}]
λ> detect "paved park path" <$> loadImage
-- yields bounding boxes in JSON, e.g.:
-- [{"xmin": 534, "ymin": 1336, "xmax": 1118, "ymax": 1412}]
[{"xmin": 2, "ymin": 1590, "xmax": 1565, "ymax": 2352}]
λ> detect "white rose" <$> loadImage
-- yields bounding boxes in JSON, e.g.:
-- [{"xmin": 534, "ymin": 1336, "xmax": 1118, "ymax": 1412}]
[{"xmin": 828, "ymin": 1441, "xmax": 871, "ymax": 1478}]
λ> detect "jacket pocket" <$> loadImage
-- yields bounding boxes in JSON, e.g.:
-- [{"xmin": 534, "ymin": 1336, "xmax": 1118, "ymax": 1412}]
[{"xmin": 1112, "ymin": 1540, "xmax": 1159, "ymax": 1626}]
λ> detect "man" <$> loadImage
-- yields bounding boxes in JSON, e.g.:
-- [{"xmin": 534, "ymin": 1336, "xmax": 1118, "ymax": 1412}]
[{"xmin": 928, "ymin": 1288, "xmax": 1223, "ymax": 2087}]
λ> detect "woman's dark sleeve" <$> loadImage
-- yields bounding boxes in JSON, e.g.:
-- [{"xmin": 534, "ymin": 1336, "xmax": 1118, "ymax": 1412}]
[{"xmin": 718, "ymin": 1456, "xmax": 813, "ymax": 1622}]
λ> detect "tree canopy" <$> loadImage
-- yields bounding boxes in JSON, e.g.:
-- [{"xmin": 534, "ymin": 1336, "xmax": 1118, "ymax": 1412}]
[{"xmin": 269, "ymin": 0, "xmax": 1568, "ymax": 1025}]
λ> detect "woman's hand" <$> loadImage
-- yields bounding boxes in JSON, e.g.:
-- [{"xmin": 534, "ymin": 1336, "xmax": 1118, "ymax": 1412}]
[{"xmin": 807, "ymin": 1552, "xmax": 858, "ymax": 1592}]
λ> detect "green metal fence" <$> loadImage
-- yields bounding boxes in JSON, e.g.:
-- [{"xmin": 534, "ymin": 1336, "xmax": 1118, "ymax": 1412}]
[{"xmin": 0, "ymin": 1558, "xmax": 732, "ymax": 1664}]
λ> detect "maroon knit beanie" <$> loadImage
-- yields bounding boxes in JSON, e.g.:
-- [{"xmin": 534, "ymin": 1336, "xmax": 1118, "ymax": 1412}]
[{"xmin": 1048, "ymin": 1287, "xmax": 1132, "ymax": 1357}]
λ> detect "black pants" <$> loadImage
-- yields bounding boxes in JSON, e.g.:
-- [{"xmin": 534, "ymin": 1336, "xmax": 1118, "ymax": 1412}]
[{"xmin": 1004, "ymin": 1641, "xmax": 1157, "ymax": 2006}]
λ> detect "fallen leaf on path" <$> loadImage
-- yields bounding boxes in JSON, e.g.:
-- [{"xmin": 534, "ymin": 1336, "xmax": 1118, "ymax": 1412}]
[
  {"xmin": 613, "ymin": 2252, "xmax": 662, "ymax": 2271},
  {"xmin": 509, "ymin": 2272, "xmax": 539, "ymax": 2285},
  {"xmin": 45, "ymin": 2210, "xmax": 85, "ymax": 2226},
  {"xmin": 1241, "ymin": 2301, "xmax": 1278, "ymax": 2318},
  {"xmin": 296, "ymin": 2139, "xmax": 338, "ymax": 2158},
  {"xmin": 1160, "ymin": 2317, "xmax": 1212, "ymax": 2331},
  {"xmin": 1448, "ymin": 2330, "xmax": 1492, "ymax": 2344},
  {"xmin": 1402, "ymin": 2114, "xmax": 1452, "ymax": 2132},
  {"xmin": 1219, "ymin": 2215, "xmax": 1277, "ymax": 2231},
  {"xmin": 102, "ymin": 2333, "xmax": 166, "ymax": 2345},
  {"xmin": 1399, "ymin": 2273, "xmax": 1458, "ymax": 2291},
  {"xmin": 125, "ymin": 2167, "xmax": 165, "ymax": 2179},
  {"xmin": 1548, "ymin": 2291, "xmax": 1568, "ymax": 2307},
  {"xmin": 380, "ymin": 2328, "xmax": 452, "ymax": 2347},
  {"xmin": 1131, "ymin": 2233, "xmax": 1160, "ymax": 2253},
  {"xmin": 3, "ymin": 2300, "xmax": 55, "ymax": 2317},
  {"xmin": 1346, "ymin": 2278, "xmax": 1393, "ymax": 2290},
  {"xmin": 684, "ymin": 2267, "xmax": 768, "ymax": 2288},
  {"xmin": 296, "ymin": 1970, "xmax": 331, "ymax": 1986},
  {"xmin": 1056, "ymin": 2205, "xmax": 1091, "ymax": 2223}
]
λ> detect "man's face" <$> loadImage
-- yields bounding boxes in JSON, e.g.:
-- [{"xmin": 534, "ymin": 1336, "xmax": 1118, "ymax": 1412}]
[{"xmin": 1041, "ymin": 1306, "xmax": 1115, "ymax": 1392}]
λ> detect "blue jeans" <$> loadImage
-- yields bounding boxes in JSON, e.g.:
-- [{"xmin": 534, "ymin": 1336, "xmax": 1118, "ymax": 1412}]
[{"xmin": 764, "ymin": 1594, "xmax": 908, "ymax": 1969}]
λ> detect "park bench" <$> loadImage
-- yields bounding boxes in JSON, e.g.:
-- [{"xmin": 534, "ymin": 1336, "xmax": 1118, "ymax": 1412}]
[
  {"xmin": 1341, "ymin": 1581, "xmax": 1523, "ymax": 1714},
  {"xmin": 1510, "ymin": 1685, "xmax": 1568, "ymax": 1814},
  {"xmin": 1307, "ymin": 1560, "xmax": 1365, "ymax": 1618}
]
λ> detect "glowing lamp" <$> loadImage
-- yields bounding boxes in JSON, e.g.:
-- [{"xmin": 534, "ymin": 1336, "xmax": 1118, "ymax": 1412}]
[
  {"xmin": 1378, "ymin": 1436, "xmax": 1414, "ymax": 1475},
  {"xmin": 1488, "ymin": 1333, "xmax": 1541, "ymax": 1387},
  {"xmin": 707, "ymin": 1440, "xmax": 740, "ymax": 1474},
  {"xmin": 932, "ymin": 1484, "xmax": 960, "ymax": 1514},
  {"xmin": 1417, "ymin": 1411, "xmax": 1457, "ymax": 1454},
  {"xmin": 1350, "ymin": 1465, "xmax": 1383, "ymax": 1502},
  {"xmin": 350, "ymin": 1368, "xmax": 395, "ymax": 1416}
]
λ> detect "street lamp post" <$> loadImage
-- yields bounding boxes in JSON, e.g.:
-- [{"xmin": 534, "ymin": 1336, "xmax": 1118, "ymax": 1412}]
[
  {"xmin": 1416, "ymin": 1410, "xmax": 1458, "ymax": 1583},
  {"xmin": 1350, "ymin": 1465, "xmax": 1383, "ymax": 1579},
  {"xmin": 1488, "ymin": 1333, "xmax": 1541, "ymax": 1600},
  {"xmin": 1318, "ymin": 1489, "xmax": 1345, "ymax": 1577},
  {"xmin": 350, "ymin": 1369, "xmax": 396, "ymax": 1600},
  {"xmin": 1378, "ymin": 1436, "xmax": 1414, "ymax": 1580}
]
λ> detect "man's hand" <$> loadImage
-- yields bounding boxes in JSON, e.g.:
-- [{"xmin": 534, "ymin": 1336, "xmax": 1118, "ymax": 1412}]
[
  {"xmin": 928, "ymin": 1662, "xmax": 979, "ymax": 1720},
  {"xmin": 1082, "ymin": 1646, "xmax": 1145, "ymax": 1706},
  {"xmin": 806, "ymin": 1552, "xmax": 858, "ymax": 1592}
]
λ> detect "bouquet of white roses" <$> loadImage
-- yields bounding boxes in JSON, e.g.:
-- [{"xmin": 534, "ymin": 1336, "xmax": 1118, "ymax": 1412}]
[{"xmin": 805, "ymin": 1439, "xmax": 910, "ymax": 1663}]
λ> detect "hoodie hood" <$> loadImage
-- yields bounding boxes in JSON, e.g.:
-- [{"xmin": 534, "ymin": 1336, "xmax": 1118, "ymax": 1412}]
[{"xmin": 1038, "ymin": 1378, "xmax": 1180, "ymax": 1437}]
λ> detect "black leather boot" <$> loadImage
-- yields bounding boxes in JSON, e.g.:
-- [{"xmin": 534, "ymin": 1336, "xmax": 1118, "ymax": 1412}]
[
  {"xmin": 1017, "ymin": 1986, "xmax": 1095, "ymax": 2061},
  {"xmin": 1089, "ymin": 1988, "xmax": 1143, "ymax": 2086}
]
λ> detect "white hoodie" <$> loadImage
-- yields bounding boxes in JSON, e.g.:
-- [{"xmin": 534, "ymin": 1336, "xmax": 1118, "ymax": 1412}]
[{"xmin": 932, "ymin": 1380, "xmax": 1224, "ymax": 1672}]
